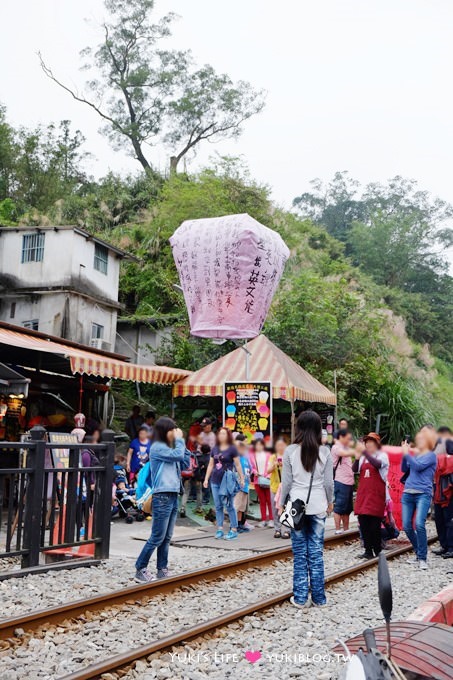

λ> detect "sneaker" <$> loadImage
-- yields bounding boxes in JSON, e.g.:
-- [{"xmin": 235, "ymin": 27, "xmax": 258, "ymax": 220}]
[
  {"xmin": 266, "ymin": 520, "xmax": 274, "ymax": 528},
  {"xmin": 290, "ymin": 596, "xmax": 312, "ymax": 609},
  {"xmin": 419, "ymin": 560, "xmax": 428, "ymax": 570},
  {"xmin": 215, "ymin": 530, "xmax": 224, "ymax": 539},
  {"xmin": 335, "ymin": 529, "xmax": 344, "ymax": 535},
  {"xmin": 312, "ymin": 601, "xmax": 328, "ymax": 607},
  {"xmin": 258, "ymin": 520, "xmax": 267, "ymax": 528},
  {"xmin": 243, "ymin": 521, "xmax": 254, "ymax": 530},
  {"xmin": 179, "ymin": 510, "xmax": 186, "ymax": 518},
  {"xmin": 134, "ymin": 568, "xmax": 156, "ymax": 583},
  {"xmin": 406, "ymin": 556, "xmax": 419, "ymax": 564},
  {"xmin": 224, "ymin": 530, "xmax": 239, "ymax": 540},
  {"xmin": 356, "ymin": 552, "xmax": 373, "ymax": 560},
  {"xmin": 441, "ymin": 551, "xmax": 453, "ymax": 559},
  {"xmin": 157, "ymin": 567, "xmax": 171, "ymax": 579},
  {"xmin": 237, "ymin": 526, "xmax": 250, "ymax": 533},
  {"xmin": 432, "ymin": 547, "xmax": 447, "ymax": 556}
]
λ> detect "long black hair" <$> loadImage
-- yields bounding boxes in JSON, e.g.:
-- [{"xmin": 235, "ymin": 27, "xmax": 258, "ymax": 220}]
[
  {"xmin": 153, "ymin": 416, "xmax": 177, "ymax": 444},
  {"xmin": 294, "ymin": 410, "xmax": 321, "ymax": 473}
]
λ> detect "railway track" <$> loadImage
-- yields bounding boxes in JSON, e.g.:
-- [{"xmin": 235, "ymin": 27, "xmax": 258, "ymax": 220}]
[
  {"xmin": 0, "ymin": 528, "xmax": 358, "ymax": 639},
  {"xmin": 2, "ymin": 531, "xmax": 435, "ymax": 680}
]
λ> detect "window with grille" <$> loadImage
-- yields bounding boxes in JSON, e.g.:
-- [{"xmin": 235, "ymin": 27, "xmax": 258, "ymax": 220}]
[
  {"xmin": 21, "ymin": 233, "xmax": 45, "ymax": 263},
  {"xmin": 94, "ymin": 244, "xmax": 108, "ymax": 274},
  {"xmin": 23, "ymin": 319, "xmax": 39, "ymax": 330}
]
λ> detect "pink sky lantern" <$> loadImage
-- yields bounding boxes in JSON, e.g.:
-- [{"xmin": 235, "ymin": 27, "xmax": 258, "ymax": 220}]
[{"xmin": 169, "ymin": 213, "xmax": 290, "ymax": 339}]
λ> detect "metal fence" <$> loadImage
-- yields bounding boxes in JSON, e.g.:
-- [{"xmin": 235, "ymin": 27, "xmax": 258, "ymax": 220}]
[{"xmin": 0, "ymin": 426, "xmax": 115, "ymax": 569}]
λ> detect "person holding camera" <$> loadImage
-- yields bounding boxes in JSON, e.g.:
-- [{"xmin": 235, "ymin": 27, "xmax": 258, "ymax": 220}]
[
  {"xmin": 135, "ymin": 417, "xmax": 190, "ymax": 583},
  {"xmin": 278, "ymin": 411, "xmax": 334, "ymax": 609},
  {"xmin": 353, "ymin": 433, "xmax": 389, "ymax": 560},
  {"xmin": 401, "ymin": 426, "xmax": 437, "ymax": 569}
]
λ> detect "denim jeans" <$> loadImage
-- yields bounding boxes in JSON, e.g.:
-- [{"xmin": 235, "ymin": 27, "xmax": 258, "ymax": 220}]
[
  {"xmin": 402, "ymin": 491, "xmax": 431, "ymax": 560},
  {"xmin": 135, "ymin": 492, "xmax": 178, "ymax": 571},
  {"xmin": 291, "ymin": 513, "xmax": 326, "ymax": 605},
  {"xmin": 211, "ymin": 483, "xmax": 238, "ymax": 529}
]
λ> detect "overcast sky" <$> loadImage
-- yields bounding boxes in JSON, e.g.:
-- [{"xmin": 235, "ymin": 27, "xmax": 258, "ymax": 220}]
[{"xmin": 2, "ymin": 0, "xmax": 453, "ymax": 224}]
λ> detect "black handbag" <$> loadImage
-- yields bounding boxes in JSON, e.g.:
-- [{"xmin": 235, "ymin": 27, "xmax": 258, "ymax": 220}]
[{"xmin": 279, "ymin": 470, "xmax": 315, "ymax": 531}]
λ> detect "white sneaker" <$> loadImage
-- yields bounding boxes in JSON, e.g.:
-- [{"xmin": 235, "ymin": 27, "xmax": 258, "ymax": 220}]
[
  {"xmin": 419, "ymin": 560, "xmax": 428, "ymax": 570},
  {"xmin": 258, "ymin": 520, "xmax": 267, "ymax": 528},
  {"xmin": 335, "ymin": 529, "xmax": 344, "ymax": 535},
  {"xmin": 243, "ymin": 521, "xmax": 254, "ymax": 530},
  {"xmin": 266, "ymin": 520, "xmax": 274, "ymax": 528},
  {"xmin": 406, "ymin": 556, "xmax": 418, "ymax": 564},
  {"xmin": 290, "ymin": 596, "xmax": 312, "ymax": 609}
]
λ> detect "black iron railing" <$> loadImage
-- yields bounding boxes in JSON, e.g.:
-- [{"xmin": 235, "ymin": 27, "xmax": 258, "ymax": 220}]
[{"xmin": 0, "ymin": 426, "xmax": 115, "ymax": 569}]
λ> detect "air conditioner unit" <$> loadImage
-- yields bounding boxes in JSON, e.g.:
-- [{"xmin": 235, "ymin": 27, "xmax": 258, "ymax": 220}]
[{"xmin": 90, "ymin": 338, "xmax": 111, "ymax": 351}]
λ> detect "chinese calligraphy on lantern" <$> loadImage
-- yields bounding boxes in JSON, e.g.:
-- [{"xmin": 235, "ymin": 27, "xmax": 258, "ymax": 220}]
[{"xmin": 224, "ymin": 382, "xmax": 272, "ymax": 441}]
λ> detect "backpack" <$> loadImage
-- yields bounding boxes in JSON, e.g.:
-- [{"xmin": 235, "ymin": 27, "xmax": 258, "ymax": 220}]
[
  {"xmin": 181, "ymin": 453, "xmax": 198, "ymax": 479},
  {"xmin": 193, "ymin": 452, "xmax": 210, "ymax": 481}
]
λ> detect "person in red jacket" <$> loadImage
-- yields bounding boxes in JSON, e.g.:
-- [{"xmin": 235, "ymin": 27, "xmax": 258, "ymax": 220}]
[
  {"xmin": 433, "ymin": 446, "xmax": 453, "ymax": 558},
  {"xmin": 353, "ymin": 432, "xmax": 389, "ymax": 559}
]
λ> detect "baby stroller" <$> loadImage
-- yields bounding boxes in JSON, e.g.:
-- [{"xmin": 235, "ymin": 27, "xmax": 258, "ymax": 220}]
[{"xmin": 114, "ymin": 472, "xmax": 145, "ymax": 524}]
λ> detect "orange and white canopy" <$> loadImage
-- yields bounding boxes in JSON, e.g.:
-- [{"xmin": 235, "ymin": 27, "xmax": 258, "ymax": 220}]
[
  {"xmin": 173, "ymin": 334, "xmax": 336, "ymax": 404},
  {"xmin": 0, "ymin": 323, "xmax": 190, "ymax": 385}
]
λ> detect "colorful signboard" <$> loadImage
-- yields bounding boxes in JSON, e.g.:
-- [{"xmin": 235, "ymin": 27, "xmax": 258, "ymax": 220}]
[{"xmin": 224, "ymin": 382, "xmax": 272, "ymax": 442}]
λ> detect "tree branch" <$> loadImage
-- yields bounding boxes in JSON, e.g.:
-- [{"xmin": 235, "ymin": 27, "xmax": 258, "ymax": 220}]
[{"xmin": 39, "ymin": 53, "xmax": 128, "ymax": 138}]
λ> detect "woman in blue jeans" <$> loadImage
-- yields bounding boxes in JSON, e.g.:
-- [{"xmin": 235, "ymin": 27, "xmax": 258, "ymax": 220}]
[
  {"xmin": 203, "ymin": 427, "xmax": 244, "ymax": 540},
  {"xmin": 278, "ymin": 411, "xmax": 334, "ymax": 608},
  {"xmin": 135, "ymin": 417, "xmax": 190, "ymax": 583},
  {"xmin": 401, "ymin": 427, "xmax": 437, "ymax": 570}
]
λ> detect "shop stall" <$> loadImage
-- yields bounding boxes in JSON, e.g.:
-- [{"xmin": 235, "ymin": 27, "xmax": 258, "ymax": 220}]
[
  {"xmin": 0, "ymin": 321, "xmax": 190, "ymax": 442},
  {"xmin": 172, "ymin": 334, "xmax": 336, "ymax": 440}
]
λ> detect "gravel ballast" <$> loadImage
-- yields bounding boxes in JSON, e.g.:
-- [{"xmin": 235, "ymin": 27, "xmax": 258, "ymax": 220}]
[{"xmin": 0, "ymin": 537, "xmax": 450, "ymax": 680}]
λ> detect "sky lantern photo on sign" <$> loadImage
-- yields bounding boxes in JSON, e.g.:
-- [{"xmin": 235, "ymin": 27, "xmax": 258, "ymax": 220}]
[{"xmin": 169, "ymin": 213, "xmax": 290, "ymax": 339}]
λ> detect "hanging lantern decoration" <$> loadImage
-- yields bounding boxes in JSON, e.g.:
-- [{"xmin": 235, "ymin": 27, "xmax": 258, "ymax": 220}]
[{"xmin": 170, "ymin": 213, "xmax": 290, "ymax": 339}]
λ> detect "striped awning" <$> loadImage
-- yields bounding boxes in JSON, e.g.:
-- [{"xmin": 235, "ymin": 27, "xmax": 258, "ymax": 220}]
[
  {"xmin": 173, "ymin": 334, "xmax": 336, "ymax": 404},
  {"xmin": 0, "ymin": 324, "xmax": 191, "ymax": 385}
]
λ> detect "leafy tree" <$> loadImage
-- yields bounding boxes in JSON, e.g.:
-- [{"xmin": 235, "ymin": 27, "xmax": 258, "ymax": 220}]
[
  {"xmin": 0, "ymin": 104, "xmax": 17, "ymax": 202},
  {"xmin": 293, "ymin": 172, "xmax": 453, "ymax": 362},
  {"xmin": 40, "ymin": 0, "xmax": 265, "ymax": 175},
  {"xmin": 165, "ymin": 65, "xmax": 265, "ymax": 173},
  {"xmin": 0, "ymin": 105, "xmax": 89, "ymax": 217}
]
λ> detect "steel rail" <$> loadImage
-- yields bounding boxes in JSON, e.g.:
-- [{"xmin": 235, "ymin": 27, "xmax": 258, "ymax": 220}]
[
  {"xmin": 59, "ymin": 538, "xmax": 436, "ymax": 680},
  {"xmin": 0, "ymin": 529, "xmax": 358, "ymax": 639}
]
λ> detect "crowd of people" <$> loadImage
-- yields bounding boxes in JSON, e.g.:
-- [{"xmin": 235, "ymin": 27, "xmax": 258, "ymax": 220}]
[{"xmin": 113, "ymin": 407, "xmax": 452, "ymax": 603}]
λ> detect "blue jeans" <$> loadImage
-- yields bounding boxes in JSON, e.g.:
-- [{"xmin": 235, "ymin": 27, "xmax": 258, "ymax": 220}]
[
  {"xmin": 135, "ymin": 492, "xmax": 178, "ymax": 571},
  {"xmin": 211, "ymin": 483, "xmax": 238, "ymax": 529},
  {"xmin": 402, "ymin": 492, "xmax": 431, "ymax": 560},
  {"xmin": 291, "ymin": 513, "xmax": 326, "ymax": 605}
]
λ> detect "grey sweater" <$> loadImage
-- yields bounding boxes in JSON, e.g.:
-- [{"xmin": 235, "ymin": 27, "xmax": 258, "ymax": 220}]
[{"xmin": 280, "ymin": 444, "xmax": 334, "ymax": 515}]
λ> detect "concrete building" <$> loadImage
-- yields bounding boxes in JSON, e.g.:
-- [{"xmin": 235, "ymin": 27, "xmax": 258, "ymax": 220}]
[
  {"xmin": 115, "ymin": 317, "xmax": 173, "ymax": 365},
  {"xmin": 0, "ymin": 226, "xmax": 131, "ymax": 349}
]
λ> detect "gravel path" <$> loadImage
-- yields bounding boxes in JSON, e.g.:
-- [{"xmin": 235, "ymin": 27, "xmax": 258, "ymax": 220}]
[{"xmin": 1, "ymin": 538, "xmax": 450, "ymax": 680}]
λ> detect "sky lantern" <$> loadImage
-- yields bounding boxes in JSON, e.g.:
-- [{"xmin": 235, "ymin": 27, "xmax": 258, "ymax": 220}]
[{"xmin": 170, "ymin": 213, "xmax": 290, "ymax": 339}]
